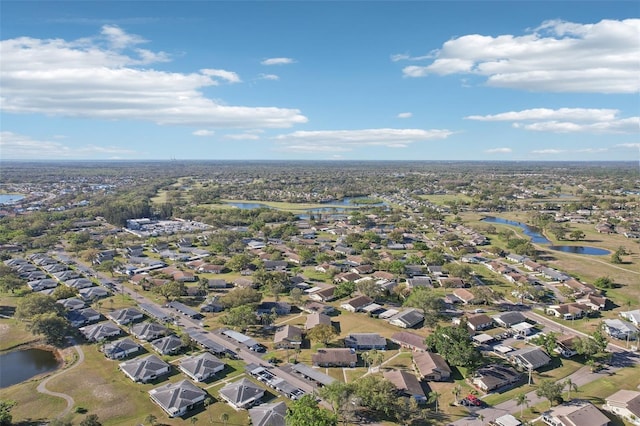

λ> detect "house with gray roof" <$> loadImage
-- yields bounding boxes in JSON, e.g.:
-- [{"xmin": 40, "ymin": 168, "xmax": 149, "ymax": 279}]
[
  {"xmin": 149, "ymin": 379, "xmax": 207, "ymax": 418},
  {"xmin": 219, "ymin": 378, "xmax": 265, "ymax": 409},
  {"xmin": 179, "ymin": 352, "xmax": 225, "ymax": 382},
  {"xmin": 508, "ymin": 346, "xmax": 552, "ymax": 370},
  {"xmin": 305, "ymin": 312, "xmax": 332, "ymax": 330},
  {"xmin": 603, "ymin": 319, "xmax": 638, "ymax": 340},
  {"xmin": 383, "ymin": 369, "xmax": 427, "ymax": 403},
  {"xmin": 79, "ymin": 321, "xmax": 122, "ymax": 342},
  {"xmin": 119, "ymin": 354, "xmax": 171, "ymax": 383},
  {"xmin": 312, "ymin": 348, "xmax": 358, "ymax": 367},
  {"xmin": 79, "ymin": 286, "xmax": 110, "ymax": 301},
  {"xmin": 64, "ymin": 278, "xmax": 94, "ymax": 290},
  {"xmin": 249, "ymin": 401, "xmax": 287, "ymax": 426},
  {"xmin": 273, "ymin": 324, "xmax": 302, "ymax": 349},
  {"xmin": 472, "ymin": 364, "xmax": 521, "ymax": 392},
  {"xmin": 150, "ymin": 334, "xmax": 184, "ymax": 355},
  {"xmin": 344, "ymin": 333, "xmax": 387, "ymax": 350},
  {"xmin": 388, "ymin": 308, "xmax": 424, "ymax": 329},
  {"xmin": 391, "ymin": 331, "xmax": 427, "ymax": 352},
  {"xmin": 102, "ymin": 338, "xmax": 142, "ymax": 360},
  {"xmin": 493, "ymin": 311, "xmax": 527, "ymax": 328},
  {"xmin": 66, "ymin": 307, "xmax": 101, "ymax": 327},
  {"xmin": 57, "ymin": 297, "xmax": 86, "ymax": 311},
  {"xmin": 542, "ymin": 400, "xmax": 610, "ymax": 426},
  {"xmin": 108, "ymin": 307, "xmax": 144, "ymax": 325},
  {"xmin": 130, "ymin": 322, "xmax": 168, "ymax": 341}
]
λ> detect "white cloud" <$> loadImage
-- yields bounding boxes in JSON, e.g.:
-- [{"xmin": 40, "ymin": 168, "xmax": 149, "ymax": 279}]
[
  {"xmin": 0, "ymin": 26, "xmax": 307, "ymax": 128},
  {"xmin": 391, "ymin": 52, "xmax": 434, "ymax": 62},
  {"xmin": 258, "ymin": 73, "xmax": 279, "ymax": 81},
  {"xmin": 0, "ymin": 131, "xmax": 136, "ymax": 159},
  {"xmin": 261, "ymin": 57, "xmax": 295, "ymax": 66},
  {"xmin": 485, "ymin": 147, "xmax": 512, "ymax": 153},
  {"xmin": 576, "ymin": 148, "xmax": 608, "ymax": 153},
  {"xmin": 273, "ymin": 128, "xmax": 453, "ymax": 152},
  {"xmin": 531, "ymin": 149, "xmax": 566, "ymax": 154},
  {"xmin": 193, "ymin": 129, "xmax": 215, "ymax": 136},
  {"xmin": 616, "ymin": 143, "xmax": 640, "ymax": 149},
  {"xmin": 200, "ymin": 69, "xmax": 241, "ymax": 83},
  {"xmin": 397, "ymin": 112, "xmax": 413, "ymax": 119},
  {"xmin": 224, "ymin": 133, "xmax": 260, "ymax": 140},
  {"xmin": 402, "ymin": 18, "xmax": 640, "ymax": 93},
  {"xmin": 467, "ymin": 108, "xmax": 638, "ymax": 134}
]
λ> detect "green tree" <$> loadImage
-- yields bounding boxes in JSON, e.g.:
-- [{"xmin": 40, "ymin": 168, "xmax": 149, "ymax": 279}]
[
  {"xmin": 564, "ymin": 377, "xmax": 578, "ymax": 400},
  {"xmin": 144, "ymin": 413, "xmax": 157, "ymax": 426},
  {"xmin": 0, "ymin": 265, "xmax": 24, "ymax": 293},
  {"xmin": 428, "ymin": 391, "xmax": 442, "ymax": 413},
  {"xmin": 593, "ymin": 276, "xmax": 614, "ymax": 289},
  {"xmin": 28, "ymin": 312, "xmax": 71, "ymax": 346},
  {"xmin": 0, "ymin": 400, "xmax": 15, "ymax": 426},
  {"xmin": 319, "ymin": 382, "xmax": 358, "ymax": 423},
  {"xmin": 152, "ymin": 281, "xmax": 185, "ymax": 303},
  {"xmin": 79, "ymin": 414, "xmax": 103, "ymax": 426},
  {"xmin": 220, "ymin": 287, "xmax": 262, "ymax": 308},
  {"xmin": 516, "ymin": 393, "xmax": 529, "ymax": 418},
  {"xmin": 569, "ymin": 230, "xmax": 585, "ymax": 241},
  {"xmin": 225, "ymin": 253, "xmax": 254, "ymax": 272},
  {"xmin": 15, "ymin": 293, "xmax": 64, "ymax": 320},
  {"xmin": 307, "ymin": 323, "xmax": 337, "ymax": 346},
  {"xmin": 289, "ymin": 287, "xmax": 304, "ymax": 305},
  {"xmin": 52, "ymin": 285, "xmax": 79, "ymax": 300},
  {"xmin": 425, "ymin": 322, "xmax": 481, "ymax": 371},
  {"xmin": 219, "ymin": 412, "xmax": 229, "ymax": 426},
  {"xmin": 353, "ymin": 375, "xmax": 398, "ymax": 417},
  {"xmin": 221, "ymin": 305, "xmax": 258, "ymax": 331},
  {"xmin": 286, "ymin": 394, "xmax": 338, "ymax": 426},
  {"xmin": 404, "ymin": 287, "xmax": 445, "ymax": 328},
  {"xmin": 536, "ymin": 379, "xmax": 564, "ymax": 408},
  {"xmin": 452, "ymin": 384, "xmax": 462, "ymax": 405}
]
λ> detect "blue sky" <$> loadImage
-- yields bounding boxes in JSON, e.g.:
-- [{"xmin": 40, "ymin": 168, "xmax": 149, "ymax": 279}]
[{"xmin": 1, "ymin": 1, "xmax": 638, "ymax": 161}]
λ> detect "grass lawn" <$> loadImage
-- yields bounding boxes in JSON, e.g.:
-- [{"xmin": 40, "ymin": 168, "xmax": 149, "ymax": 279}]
[
  {"xmin": 0, "ymin": 380, "xmax": 67, "ymax": 424},
  {"xmin": 0, "ymin": 317, "xmax": 38, "ymax": 352}
]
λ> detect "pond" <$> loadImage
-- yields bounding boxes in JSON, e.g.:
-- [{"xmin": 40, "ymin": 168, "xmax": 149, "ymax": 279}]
[
  {"xmin": 481, "ymin": 216, "xmax": 551, "ymax": 244},
  {"xmin": 225, "ymin": 197, "xmax": 386, "ymax": 212},
  {"xmin": 0, "ymin": 194, "xmax": 25, "ymax": 205},
  {"xmin": 482, "ymin": 216, "xmax": 611, "ymax": 256},
  {"xmin": 226, "ymin": 202, "xmax": 271, "ymax": 209},
  {"xmin": 548, "ymin": 245, "xmax": 610, "ymax": 255},
  {"xmin": 0, "ymin": 348, "xmax": 60, "ymax": 388}
]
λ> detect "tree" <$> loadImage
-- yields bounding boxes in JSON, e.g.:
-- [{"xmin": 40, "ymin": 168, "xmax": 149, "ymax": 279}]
[
  {"xmin": 28, "ymin": 312, "xmax": 71, "ymax": 346},
  {"xmin": 79, "ymin": 414, "xmax": 103, "ymax": 426},
  {"xmin": 355, "ymin": 280, "xmax": 382, "ymax": 300},
  {"xmin": 307, "ymin": 324, "xmax": 337, "ymax": 346},
  {"xmin": 0, "ymin": 266, "xmax": 24, "ymax": 293},
  {"xmin": 444, "ymin": 263, "xmax": 473, "ymax": 281},
  {"xmin": 221, "ymin": 305, "xmax": 258, "ymax": 331},
  {"xmin": 428, "ymin": 391, "xmax": 442, "ymax": 413},
  {"xmin": 286, "ymin": 394, "xmax": 338, "ymax": 426},
  {"xmin": 144, "ymin": 413, "xmax": 157, "ymax": 426},
  {"xmin": 564, "ymin": 377, "xmax": 578, "ymax": 400},
  {"xmin": 452, "ymin": 385, "xmax": 462, "ymax": 405},
  {"xmin": 319, "ymin": 382, "xmax": 358, "ymax": 424},
  {"xmin": 593, "ymin": 276, "xmax": 614, "ymax": 289},
  {"xmin": 569, "ymin": 230, "xmax": 585, "ymax": 241},
  {"xmin": 52, "ymin": 285, "xmax": 79, "ymax": 300},
  {"xmin": 226, "ymin": 253, "xmax": 254, "ymax": 272},
  {"xmin": 353, "ymin": 375, "xmax": 398, "ymax": 417},
  {"xmin": 152, "ymin": 281, "xmax": 185, "ymax": 303},
  {"xmin": 220, "ymin": 287, "xmax": 262, "ymax": 308},
  {"xmin": 404, "ymin": 287, "xmax": 445, "ymax": 328},
  {"xmin": 425, "ymin": 322, "xmax": 481, "ymax": 371},
  {"xmin": 289, "ymin": 287, "xmax": 304, "ymax": 305},
  {"xmin": 516, "ymin": 392, "xmax": 529, "ymax": 418},
  {"xmin": 536, "ymin": 379, "xmax": 564, "ymax": 408},
  {"xmin": 15, "ymin": 293, "xmax": 64, "ymax": 320},
  {"xmin": 219, "ymin": 412, "xmax": 229, "ymax": 426},
  {"xmin": 0, "ymin": 400, "xmax": 15, "ymax": 426}
]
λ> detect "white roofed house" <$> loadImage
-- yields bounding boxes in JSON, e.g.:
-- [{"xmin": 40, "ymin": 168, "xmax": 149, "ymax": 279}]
[
  {"xmin": 603, "ymin": 319, "xmax": 638, "ymax": 340},
  {"xmin": 219, "ymin": 378, "xmax": 265, "ymax": 409},
  {"xmin": 119, "ymin": 354, "xmax": 171, "ymax": 383},
  {"xmin": 249, "ymin": 401, "xmax": 287, "ymax": 426},
  {"xmin": 344, "ymin": 333, "xmax": 387, "ymax": 351},
  {"xmin": 388, "ymin": 308, "xmax": 424, "ymax": 329},
  {"xmin": 604, "ymin": 389, "xmax": 640, "ymax": 425},
  {"xmin": 542, "ymin": 400, "xmax": 610, "ymax": 426},
  {"xmin": 102, "ymin": 338, "xmax": 142, "ymax": 360},
  {"xmin": 108, "ymin": 307, "xmax": 144, "ymax": 325}
]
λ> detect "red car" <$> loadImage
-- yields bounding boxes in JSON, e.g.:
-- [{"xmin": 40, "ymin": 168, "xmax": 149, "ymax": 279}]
[{"xmin": 466, "ymin": 394, "xmax": 482, "ymax": 406}]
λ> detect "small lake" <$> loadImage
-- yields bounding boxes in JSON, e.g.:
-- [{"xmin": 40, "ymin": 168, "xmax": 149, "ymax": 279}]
[
  {"xmin": 0, "ymin": 348, "xmax": 60, "ymax": 388},
  {"xmin": 226, "ymin": 202, "xmax": 271, "ymax": 209},
  {"xmin": 0, "ymin": 194, "xmax": 25, "ymax": 205},
  {"xmin": 548, "ymin": 245, "xmax": 610, "ymax": 255},
  {"xmin": 226, "ymin": 197, "xmax": 386, "ymax": 212},
  {"xmin": 481, "ymin": 216, "xmax": 551, "ymax": 244},
  {"xmin": 482, "ymin": 216, "xmax": 610, "ymax": 256}
]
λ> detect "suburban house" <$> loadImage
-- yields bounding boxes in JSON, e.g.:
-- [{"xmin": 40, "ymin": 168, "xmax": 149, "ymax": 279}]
[
  {"xmin": 130, "ymin": 322, "xmax": 168, "ymax": 341},
  {"xmin": 308, "ymin": 286, "xmax": 337, "ymax": 302},
  {"xmin": 150, "ymin": 334, "xmax": 184, "ymax": 355},
  {"xmin": 620, "ymin": 309, "xmax": 640, "ymax": 326},
  {"xmin": 493, "ymin": 311, "xmax": 527, "ymax": 328},
  {"xmin": 340, "ymin": 295, "xmax": 374, "ymax": 312},
  {"xmin": 546, "ymin": 303, "xmax": 590, "ymax": 320},
  {"xmin": 556, "ymin": 334, "xmax": 580, "ymax": 358},
  {"xmin": 79, "ymin": 321, "xmax": 122, "ymax": 342},
  {"xmin": 66, "ymin": 307, "xmax": 101, "ymax": 327},
  {"xmin": 119, "ymin": 354, "xmax": 171, "ymax": 383},
  {"xmin": 219, "ymin": 378, "xmax": 265, "ymax": 409},
  {"xmin": 452, "ymin": 288, "xmax": 476, "ymax": 304},
  {"xmin": 603, "ymin": 390, "xmax": 640, "ymax": 425},
  {"xmin": 508, "ymin": 347, "xmax": 552, "ymax": 370},
  {"xmin": 388, "ymin": 308, "xmax": 425, "ymax": 329},
  {"xmin": 391, "ymin": 331, "xmax": 427, "ymax": 352},
  {"xmin": 149, "ymin": 379, "xmax": 207, "ymax": 418},
  {"xmin": 305, "ymin": 312, "xmax": 332, "ymax": 330},
  {"xmin": 344, "ymin": 333, "xmax": 387, "ymax": 350},
  {"xmin": 603, "ymin": 319, "xmax": 638, "ymax": 340},
  {"xmin": 383, "ymin": 369, "xmax": 427, "ymax": 403},
  {"xmin": 248, "ymin": 401, "xmax": 287, "ymax": 426},
  {"xmin": 57, "ymin": 297, "xmax": 86, "ymax": 311},
  {"xmin": 179, "ymin": 352, "xmax": 225, "ymax": 382},
  {"xmin": 256, "ymin": 301, "xmax": 292, "ymax": 316},
  {"xmin": 312, "ymin": 348, "xmax": 358, "ymax": 367},
  {"xmin": 302, "ymin": 301, "xmax": 335, "ymax": 315},
  {"xmin": 102, "ymin": 338, "xmax": 142, "ymax": 360},
  {"xmin": 108, "ymin": 307, "xmax": 144, "ymax": 325},
  {"xmin": 542, "ymin": 400, "xmax": 610, "ymax": 426},
  {"xmin": 167, "ymin": 301, "xmax": 202, "ymax": 319},
  {"xmin": 472, "ymin": 364, "xmax": 521, "ymax": 392},
  {"xmin": 79, "ymin": 286, "xmax": 110, "ymax": 301},
  {"xmin": 413, "ymin": 351, "xmax": 451, "ymax": 382},
  {"xmin": 466, "ymin": 313, "xmax": 494, "ymax": 332},
  {"xmin": 273, "ymin": 325, "xmax": 303, "ymax": 349}
]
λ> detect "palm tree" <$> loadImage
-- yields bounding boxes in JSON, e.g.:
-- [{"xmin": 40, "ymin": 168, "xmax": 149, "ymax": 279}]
[
  {"xmin": 452, "ymin": 385, "xmax": 462, "ymax": 405},
  {"xmin": 516, "ymin": 392, "xmax": 529, "ymax": 418},
  {"xmin": 361, "ymin": 351, "xmax": 371, "ymax": 370},
  {"xmin": 428, "ymin": 391, "xmax": 441, "ymax": 413},
  {"xmin": 144, "ymin": 414, "xmax": 157, "ymax": 426},
  {"xmin": 190, "ymin": 416, "xmax": 198, "ymax": 425},
  {"xmin": 564, "ymin": 378, "xmax": 578, "ymax": 400},
  {"xmin": 203, "ymin": 397, "xmax": 213, "ymax": 424}
]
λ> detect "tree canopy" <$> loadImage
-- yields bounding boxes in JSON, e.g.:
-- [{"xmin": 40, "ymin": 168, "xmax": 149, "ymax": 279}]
[{"xmin": 425, "ymin": 322, "xmax": 481, "ymax": 371}]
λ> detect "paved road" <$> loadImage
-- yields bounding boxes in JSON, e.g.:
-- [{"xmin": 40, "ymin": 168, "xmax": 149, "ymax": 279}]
[{"xmin": 36, "ymin": 338, "xmax": 85, "ymax": 418}]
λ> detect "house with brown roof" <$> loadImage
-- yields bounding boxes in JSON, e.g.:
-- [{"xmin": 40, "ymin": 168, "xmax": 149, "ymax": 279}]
[
  {"xmin": 273, "ymin": 325, "xmax": 302, "ymax": 349},
  {"xmin": 413, "ymin": 351, "xmax": 451, "ymax": 381},
  {"xmin": 546, "ymin": 303, "xmax": 590, "ymax": 320},
  {"xmin": 309, "ymin": 286, "xmax": 336, "ymax": 302},
  {"xmin": 466, "ymin": 313, "xmax": 494, "ymax": 332},
  {"xmin": 391, "ymin": 331, "xmax": 427, "ymax": 352},
  {"xmin": 542, "ymin": 400, "xmax": 610, "ymax": 426},
  {"xmin": 340, "ymin": 295, "xmax": 374, "ymax": 312},
  {"xmin": 305, "ymin": 312, "xmax": 332, "ymax": 330},
  {"xmin": 453, "ymin": 288, "xmax": 476, "ymax": 304},
  {"xmin": 604, "ymin": 390, "xmax": 640, "ymax": 425},
  {"xmin": 312, "ymin": 348, "xmax": 357, "ymax": 367},
  {"xmin": 383, "ymin": 369, "xmax": 427, "ymax": 403},
  {"xmin": 472, "ymin": 364, "xmax": 521, "ymax": 392}
]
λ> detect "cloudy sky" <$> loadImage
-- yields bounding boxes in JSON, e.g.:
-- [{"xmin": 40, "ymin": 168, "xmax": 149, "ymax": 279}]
[{"xmin": 1, "ymin": 1, "xmax": 638, "ymax": 161}]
